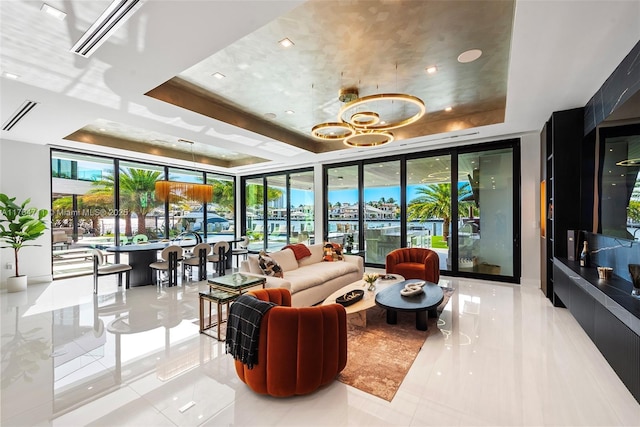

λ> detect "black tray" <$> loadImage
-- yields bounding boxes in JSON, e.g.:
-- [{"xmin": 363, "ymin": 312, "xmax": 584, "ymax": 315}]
[{"xmin": 336, "ymin": 289, "xmax": 364, "ymax": 306}]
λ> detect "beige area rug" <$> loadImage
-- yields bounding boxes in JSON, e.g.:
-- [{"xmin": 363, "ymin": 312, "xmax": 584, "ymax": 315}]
[{"xmin": 337, "ymin": 287, "xmax": 454, "ymax": 401}]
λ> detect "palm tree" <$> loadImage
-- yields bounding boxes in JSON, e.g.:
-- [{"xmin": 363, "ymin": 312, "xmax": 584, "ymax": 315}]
[
  {"xmin": 407, "ymin": 183, "xmax": 473, "ymax": 240},
  {"xmin": 210, "ymin": 179, "xmax": 234, "ymax": 213},
  {"xmin": 93, "ymin": 168, "xmax": 162, "ymax": 235}
]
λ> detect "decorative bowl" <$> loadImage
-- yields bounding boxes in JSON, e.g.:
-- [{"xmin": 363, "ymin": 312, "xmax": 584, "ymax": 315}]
[{"xmin": 336, "ymin": 289, "xmax": 364, "ymax": 306}]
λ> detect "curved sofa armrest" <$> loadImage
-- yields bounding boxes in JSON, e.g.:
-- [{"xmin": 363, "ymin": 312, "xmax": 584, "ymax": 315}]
[
  {"xmin": 422, "ymin": 250, "xmax": 440, "ymax": 284},
  {"xmin": 343, "ymin": 254, "xmax": 364, "ymax": 275}
]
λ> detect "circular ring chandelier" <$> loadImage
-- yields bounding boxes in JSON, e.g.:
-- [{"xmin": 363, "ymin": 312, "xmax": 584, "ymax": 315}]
[
  {"xmin": 343, "ymin": 131, "xmax": 394, "ymax": 147},
  {"xmin": 311, "ymin": 92, "xmax": 425, "ymax": 147},
  {"xmin": 339, "ymin": 93, "xmax": 425, "ymax": 131}
]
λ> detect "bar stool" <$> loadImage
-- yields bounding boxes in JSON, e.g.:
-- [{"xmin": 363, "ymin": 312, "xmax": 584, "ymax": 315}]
[
  {"xmin": 182, "ymin": 242, "xmax": 211, "ymax": 281},
  {"xmin": 150, "ymin": 245, "xmax": 183, "ymax": 286},
  {"xmin": 232, "ymin": 236, "xmax": 249, "ymax": 268},
  {"xmin": 208, "ymin": 241, "xmax": 230, "ymax": 276}
]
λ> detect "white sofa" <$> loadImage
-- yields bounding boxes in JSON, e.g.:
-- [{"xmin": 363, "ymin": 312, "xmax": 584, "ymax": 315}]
[{"xmin": 240, "ymin": 243, "xmax": 364, "ymax": 307}]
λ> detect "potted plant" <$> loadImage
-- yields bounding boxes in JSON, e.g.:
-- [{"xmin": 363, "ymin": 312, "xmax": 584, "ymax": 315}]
[
  {"xmin": 345, "ymin": 233, "xmax": 354, "ymax": 253},
  {"xmin": 0, "ymin": 194, "xmax": 49, "ymax": 292}
]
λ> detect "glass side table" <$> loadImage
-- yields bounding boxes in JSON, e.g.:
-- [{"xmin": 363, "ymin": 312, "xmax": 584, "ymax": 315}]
[
  {"xmin": 199, "ymin": 289, "xmax": 238, "ymax": 341},
  {"xmin": 208, "ymin": 273, "xmax": 266, "ymax": 295}
]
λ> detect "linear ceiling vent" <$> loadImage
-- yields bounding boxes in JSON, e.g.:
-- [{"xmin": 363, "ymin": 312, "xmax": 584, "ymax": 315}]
[
  {"xmin": 2, "ymin": 100, "xmax": 39, "ymax": 131},
  {"xmin": 70, "ymin": 0, "xmax": 143, "ymax": 57}
]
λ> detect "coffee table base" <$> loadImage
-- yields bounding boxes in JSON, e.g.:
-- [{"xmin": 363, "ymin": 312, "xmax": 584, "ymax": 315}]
[{"xmin": 385, "ymin": 308, "xmax": 438, "ymax": 330}]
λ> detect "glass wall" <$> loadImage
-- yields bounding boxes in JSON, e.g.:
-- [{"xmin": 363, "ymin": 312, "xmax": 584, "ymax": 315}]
[
  {"xmin": 407, "ymin": 155, "xmax": 451, "ymax": 270},
  {"xmin": 207, "ymin": 172, "xmax": 235, "ymax": 236},
  {"xmin": 51, "ymin": 150, "xmax": 235, "ymax": 279},
  {"xmin": 51, "ymin": 152, "xmax": 116, "ymax": 279},
  {"xmin": 242, "ymin": 168, "xmax": 314, "ymax": 252},
  {"xmin": 364, "ymin": 161, "xmax": 401, "ymax": 264},
  {"xmin": 326, "ymin": 164, "xmax": 360, "ymax": 251},
  {"xmin": 289, "ymin": 171, "xmax": 314, "ymax": 244},
  {"xmin": 118, "ymin": 161, "xmax": 165, "ymax": 242},
  {"xmin": 266, "ymin": 175, "xmax": 287, "ymax": 251},
  {"xmin": 458, "ymin": 148, "xmax": 514, "ymax": 277},
  {"xmin": 323, "ymin": 140, "xmax": 519, "ymax": 282}
]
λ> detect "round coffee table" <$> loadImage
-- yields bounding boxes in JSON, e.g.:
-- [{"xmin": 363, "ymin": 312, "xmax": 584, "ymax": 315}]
[
  {"xmin": 322, "ymin": 274, "xmax": 404, "ymax": 327},
  {"xmin": 375, "ymin": 280, "xmax": 443, "ymax": 331}
]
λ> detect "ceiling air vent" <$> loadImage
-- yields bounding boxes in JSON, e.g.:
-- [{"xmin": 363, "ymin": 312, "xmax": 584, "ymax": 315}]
[
  {"xmin": 70, "ymin": 0, "xmax": 143, "ymax": 57},
  {"xmin": 2, "ymin": 100, "xmax": 39, "ymax": 131}
]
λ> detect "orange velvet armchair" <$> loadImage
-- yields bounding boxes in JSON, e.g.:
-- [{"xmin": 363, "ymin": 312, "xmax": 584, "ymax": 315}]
[
  {"xmin": 233, "ymin": 288, "xmax": 347, "ymax": 397},
  {"xmin": 386, "ymin": 247, "xmax": 440, "ymax": 284}
]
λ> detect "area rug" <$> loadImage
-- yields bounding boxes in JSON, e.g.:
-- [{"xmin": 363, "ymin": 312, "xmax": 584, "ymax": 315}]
[{"xmin": 337, "ymin": 286, "xmax": 454, "ymax": 401}]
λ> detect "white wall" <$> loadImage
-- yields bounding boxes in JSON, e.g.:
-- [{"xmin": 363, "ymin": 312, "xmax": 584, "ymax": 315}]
[
  {"xmin": 0, "ymin": 139, "xmax": 52, "ymax": 287},
  {"xmin": 520, "ymin": 132, "xmax": 542, "ymax": 288}
]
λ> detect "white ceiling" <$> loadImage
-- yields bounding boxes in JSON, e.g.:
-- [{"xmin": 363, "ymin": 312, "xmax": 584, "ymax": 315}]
[{"xmin": 1, "ymin": 0, "xmax": 639, "ymax": 176}]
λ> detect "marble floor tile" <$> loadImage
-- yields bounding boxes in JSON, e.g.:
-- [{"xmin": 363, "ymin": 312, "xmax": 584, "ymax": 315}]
[{"xmin": 2, "ymin": 275, "xmax": 638, "ymax": 426}]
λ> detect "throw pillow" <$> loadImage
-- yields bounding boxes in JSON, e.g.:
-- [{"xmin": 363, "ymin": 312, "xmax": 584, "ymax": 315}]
[
  {"xmin": 322, "ymin": 242, "xmax": 344, "ymax": 262},
  {"xmin": 258, "ymin": 251, "xmax": 284, "ymax": 278}
]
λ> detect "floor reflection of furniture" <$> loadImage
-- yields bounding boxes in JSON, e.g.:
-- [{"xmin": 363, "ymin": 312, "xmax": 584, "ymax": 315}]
[
  {"xmin": 386, "ymin": 247, "xmax": 440, "ymax": 284},
  {"xmin": 232, "ymin": 288, "xmax": 347, "ymax": 396},
  {"xmin": 91, "ymin": 249, "xmax": 132, "ymax": 294},
  {"xmin": 375, "ymin": 280, "xmax": 444, "ymax": 330},
  {"xmin": 150, "ymin": 245, "xmax": 183, "ymax": 287},
  {"xmin": 199, "ymin": 289, "xmax": 237, "ymax": 340},
  {"xmin": 321, "ymin": 274, "xmax": 404, "ymax": 327}
]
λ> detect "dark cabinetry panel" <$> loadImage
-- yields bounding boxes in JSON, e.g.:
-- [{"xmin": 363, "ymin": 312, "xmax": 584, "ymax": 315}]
[
  {"xmin": 554, "ymin": 259, "xmax": 640, "ymax": 403},
  {"xmin": 542, "ymin": 108, "xmax": 585, "ymax": 302}
]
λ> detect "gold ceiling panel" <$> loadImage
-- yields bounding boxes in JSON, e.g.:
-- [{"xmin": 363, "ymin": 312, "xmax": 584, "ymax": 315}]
[{"xmin": 148, "ymin": 0, "xmax": 514, "ymax": 151}]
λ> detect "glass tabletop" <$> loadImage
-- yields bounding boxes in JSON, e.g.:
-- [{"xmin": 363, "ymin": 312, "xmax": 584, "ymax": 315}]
[{"xmin": 208, "ymin": 273, "xmax": 266, "ymax": 290}]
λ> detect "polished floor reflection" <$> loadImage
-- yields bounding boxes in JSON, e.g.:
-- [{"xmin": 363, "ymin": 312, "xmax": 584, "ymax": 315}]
[{"xmin": 2, "ymin": 275, "xmax": 638, "ymax": 426}]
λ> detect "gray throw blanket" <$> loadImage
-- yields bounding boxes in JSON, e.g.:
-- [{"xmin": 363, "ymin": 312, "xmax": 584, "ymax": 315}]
[{"xmin": 225, "ymin": 294, "xmax": 276, "ymax": 369}]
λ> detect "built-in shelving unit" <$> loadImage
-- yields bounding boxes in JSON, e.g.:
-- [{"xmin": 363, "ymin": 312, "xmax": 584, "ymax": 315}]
[{"xmin": 540, "ymin": 108, "xmax": 585, "ymax": 302}]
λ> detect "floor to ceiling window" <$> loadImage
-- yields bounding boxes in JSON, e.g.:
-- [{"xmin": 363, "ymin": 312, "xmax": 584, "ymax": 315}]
[
  {"xmin": 364, "ymin": 160, "xmax": 401, "ymax": 264},
  {"xmin": 457, "ymin": 147, "xmax": 515, "ymax": 277},
  {"xmin": 324, "ymin": 139, "xmax": 520, "ymax": 282},
  {"xmin": 406, "ymin": 155, "xmax": 452, "ymax": 270},
  {"xmin": 51, "ymin": 150, "xmax": 235, "ymax": 279},
  {"xmin": 118, "ymin": 161, "xmax": 165, "ymax": 242},
  {"xmin": 326, "ymin": 164, "xmax": 360, "ymax": 252},
  {"xmin": 51, "ymin": 152, "xmax": 115, "ymax": 279},
  {"xmin": 241, "ymin": 168, "xmax": 314, "ymax": 253}
]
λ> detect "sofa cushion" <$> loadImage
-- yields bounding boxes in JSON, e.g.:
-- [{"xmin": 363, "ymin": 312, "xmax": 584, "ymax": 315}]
[
  {"xmin": 298, "ymin": 244, "xmax": 324, "ymax": 267},
  {"xmin": 246, "ymin": 255, "xmax": 263, "ymax": 274},
  {"xmin": 270, "ymin": 248, "xmax": 298, "ymax": 272},
  {"xmin": 322, "ymin": 242, "xmax": 344, "ymax": 262},
  {"xmin": 285, "ymin": 261, "xmax": 359, "ymax": 293},
  {"xmin": 258, "ymin": 251, "xmax": 283, "ymax": 278}
]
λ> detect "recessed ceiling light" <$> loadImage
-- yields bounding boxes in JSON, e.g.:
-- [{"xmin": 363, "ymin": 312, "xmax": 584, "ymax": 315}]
[
  {"xmin": 41, "ymin": 3, "xmax": 67, "ymax": 20},
  {"xmin": 264, "ymin": 113, "xmax": 277, "ymax": 119},
  {"xmin": 98, "ymin": 128, "xmax": 106, "ymax": 132},
  {"xmin": 458, "ymin": 49, "xmax": 482, "ymax": 63},
  {"xmin": 445, "ymin": 106, "xmax": 452, "ymax": 112},
  {"xmin": 278, "ymin": 38, "xmax": 294, "ymax": 48},
  {"xmin": 285, "ymin": 110, "xmax": 294, "ymax": 115},
  {"xmin": 212, "ymin": 72, "xmax": 225, "ymax": 79},
  {"xmin": 2, "ymin": 71, "xmax": 20, "ymax": 79},
  {"xmin": 425, "ymin": 65, "xmax": 437, "ymax": 74}
]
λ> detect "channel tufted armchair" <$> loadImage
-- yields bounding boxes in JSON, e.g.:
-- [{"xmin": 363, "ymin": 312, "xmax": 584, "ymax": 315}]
[
  {"xmin": 232, "ymin": 288, "xmax": 347, "ymax": 397},
  {"xmin": 386, "ymin": 247, "xmax": 440, "ymax": 284}
]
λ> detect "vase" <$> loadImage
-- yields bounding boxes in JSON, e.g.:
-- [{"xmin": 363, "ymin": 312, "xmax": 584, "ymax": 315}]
[
  {"xmin": 628, "ymin": 264, "xmax": 640, "ymax": 298},
  {"xmin": 366, "ymin": 281, "xmax": 376, "ymax": 291}
]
